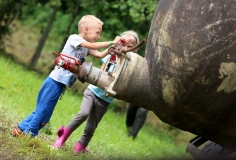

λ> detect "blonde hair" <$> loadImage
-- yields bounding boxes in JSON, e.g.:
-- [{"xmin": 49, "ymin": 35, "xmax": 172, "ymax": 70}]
[
  {"xmin": 78, "ymin": 15, "xmax": 103, "ymax": 32},
  {"xmin": 120, "ymin": 30, "xmax": 140, "ymax": 44}
]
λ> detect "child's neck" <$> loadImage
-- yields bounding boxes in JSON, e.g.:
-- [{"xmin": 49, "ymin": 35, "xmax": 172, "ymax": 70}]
[{"xmin": 78, "ymin": 33, "xmax": 84, "ymax": 39}]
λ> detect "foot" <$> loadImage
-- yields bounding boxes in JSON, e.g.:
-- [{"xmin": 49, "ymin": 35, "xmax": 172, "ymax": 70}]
[
  {"xmin": 54, "ymin": 126, "xmax": 72, "ymax": 148},
  {"xmin": 57, "ymin": 126, "xmax": 64, "ymax": 137},
  {"xmin": 11, "ymin": 127, "xmax": 24, "ymax": 137},
  {"xmin": 83, "ymin": 148, "xmax": 89, "ymax": 153},
  {"xmin": 128, "ymin": 133, "xmax": 136, "ymax": 140},
  {"xmin": 73, "ymin": 142, "xmax": 88, "ymax": 154}
]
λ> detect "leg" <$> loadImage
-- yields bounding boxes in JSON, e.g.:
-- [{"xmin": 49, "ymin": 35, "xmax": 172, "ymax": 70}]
[
  {"xmin": 17, "ymin": 112, "xmax": 45, "ymax": 133},
  {"xmin": 129, "ymin": 107, "xmax": 148, "ymax": 139},
  {"xmin": 22, "ymin": 77, "xmax": 64, "ymax": 136},
  {"xmin": 67, "ymin": 88, "xmax": 94, "ymax": 131},
  {"xmin": 78, "ymin": 91, "xmax": 109, "ymax": 148},
  {"xmin": 54, "ymin": 88, "xmax": 94, "ymax": 148},
  {"xmin": 18, "ymin": 112, "xmax": 35, "ymax": 131},
  {"xmin": 126, "ymin": 104, "xmax": 139, "ymax": 128}
]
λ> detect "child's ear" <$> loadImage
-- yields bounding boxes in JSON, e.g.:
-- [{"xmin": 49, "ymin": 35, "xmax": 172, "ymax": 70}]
[{"xmin": 84, "ymin": 26, "xmax": 89, "ymax": 32}]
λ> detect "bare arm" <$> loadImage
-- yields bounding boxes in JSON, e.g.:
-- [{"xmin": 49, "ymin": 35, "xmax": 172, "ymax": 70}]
[
  {"xmin": 89, "ymin": 48, "xmax": 109, "ymax": 58},
  {"xmin": 101, "ymin": 63, "xmax": 106, "ymax": 70},
  {"xmin": 80, "ymin": 36, "xmax": 122, "ymax": 50},
  {"xmin": 81, "ymin": 41, "xmax": 112, "ymax": 50}
]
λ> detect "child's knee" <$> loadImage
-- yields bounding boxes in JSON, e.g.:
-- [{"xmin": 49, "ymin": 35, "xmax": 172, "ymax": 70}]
[{"xmin": 79, "ymin": 112, "xmax": 90, "ymax": 120}]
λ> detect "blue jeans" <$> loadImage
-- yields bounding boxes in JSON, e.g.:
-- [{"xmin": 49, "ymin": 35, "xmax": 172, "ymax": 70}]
[{"xmin": 18, "ymin": 76, "xmax": 65, "ymax": 136}]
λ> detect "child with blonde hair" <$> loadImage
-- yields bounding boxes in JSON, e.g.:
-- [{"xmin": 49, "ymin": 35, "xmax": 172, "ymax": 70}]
[
  {"xmin": 53, "ymin": 30, "xmax": 140, "ymax": 154},
  {"xmin": 11, "ymin": 15, "xmax": 122, "ymax": 137}
]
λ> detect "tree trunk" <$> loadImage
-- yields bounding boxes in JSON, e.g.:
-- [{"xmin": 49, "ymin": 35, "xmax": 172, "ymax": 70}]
[
  {"xmin": 0, "ymin": 0, "xmax": 21, "ymax": 42},
  {"xmin": 48, "ymin": 1, "xmax": 80, "ymax": 74},
  {"xmin": 30, "ymin": 6, "xmax": 58, "ymax": 70},
  {"xmin": 58, "ymin": 1, "xmax": 80, "ymax": 53}
]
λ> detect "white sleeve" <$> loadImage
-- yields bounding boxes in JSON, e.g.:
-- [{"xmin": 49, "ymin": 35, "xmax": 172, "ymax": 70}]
[{"xmin": 70, "ymin": 35, "xmax": 85, "ymax": 49}]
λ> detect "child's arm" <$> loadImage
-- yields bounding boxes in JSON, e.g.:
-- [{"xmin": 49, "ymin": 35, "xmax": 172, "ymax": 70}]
[
  {"xmin": 101, "ymin": 63, "xmax": 106, "ymax": 70},
  {"xmin": 89, "ymin": 48, "xmax": 109, "ymax": 58},
  {"xmin": 81, "ymin": 36, "xmax": 121, "ymax": 50},
  {"xmin": 87, "ymin": 36, "xmax": 122, "ymax": 58}
]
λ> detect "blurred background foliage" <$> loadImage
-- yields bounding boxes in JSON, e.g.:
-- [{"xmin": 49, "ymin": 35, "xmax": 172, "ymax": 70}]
[
  {"xmin": 0, "ymin": 1, "xmax": 195, "ymax": 151},
  {"xmin": 1, "ymin": 0, "xmax": 157, "ymax": 54},
  {"xmin": 0, "ymin": 0, "xmax": 158, "ymax": 93}
]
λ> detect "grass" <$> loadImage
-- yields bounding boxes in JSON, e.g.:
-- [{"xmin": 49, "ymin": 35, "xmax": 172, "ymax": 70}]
[
  {"xmin": 1, "ymin": 19, "xmax": 194, "ymax": 159},
  {"xmin": 0, "ymin": 55, "xmax": 194, "ymax": 159}
]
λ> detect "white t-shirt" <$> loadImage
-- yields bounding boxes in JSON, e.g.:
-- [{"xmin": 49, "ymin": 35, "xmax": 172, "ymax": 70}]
[{"xmin": 49, "ymin": 34, "xmax": 89, "ymax": 87}]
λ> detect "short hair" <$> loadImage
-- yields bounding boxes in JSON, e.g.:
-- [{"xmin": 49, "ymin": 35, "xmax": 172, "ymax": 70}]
[
  {"xmin": 78, "ymin": 15, "xmax": 103, "ymax": 32},
  {"xmin": 120, "ymin": 30, "xmax": 140, "ymax": 44}
]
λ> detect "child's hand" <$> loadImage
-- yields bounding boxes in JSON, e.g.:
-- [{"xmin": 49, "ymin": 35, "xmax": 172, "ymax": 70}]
[{"xmin": 112, "ymin": 36, "xmax": 125, "ymax": 45}]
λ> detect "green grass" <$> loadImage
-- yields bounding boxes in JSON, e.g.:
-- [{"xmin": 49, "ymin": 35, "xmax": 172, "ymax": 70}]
[{"xmin": 0, "ymin": 55, "xmax": 193, "ymax": 159}]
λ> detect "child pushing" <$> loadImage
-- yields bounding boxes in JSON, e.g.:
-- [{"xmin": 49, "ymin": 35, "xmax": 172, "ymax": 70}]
[
  {"xmin": 11, "ymin": 15, "xmax": 122, "ymax": 137},
  {"xmin": 53, "ymin": 30, "xmax": 140, "ymax": 154}
]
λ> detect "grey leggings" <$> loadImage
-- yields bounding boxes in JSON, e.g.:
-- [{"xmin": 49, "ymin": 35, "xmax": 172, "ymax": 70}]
[{"xmin": 67, "ymin": 88, "xmax": 109, "ymax": 147}]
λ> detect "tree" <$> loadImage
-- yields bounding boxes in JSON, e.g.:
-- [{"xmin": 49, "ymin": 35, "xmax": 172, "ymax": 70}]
[
  {"xmin": 5, "ymin": 0, "xmax": 158, "ymax": 69},
  {"xmin": 30, "ymin": 6, "xmax": 58, "ymax": 69},
  {"xmin": 48, "ymin": 0, "xmax": 81, "ymax": 73},
  {"xmin": 30, "ymin": 0, "xmax": 61, "ymax": 69},
  {"xmin": 79, "ymin": 0, "xmax": 158, "ymax": 55},
  {"xmin": 58, "ymin": 1, "xmax": 81, "ymax": 53},
  {"xmin": 0, "ymin": 0, "xmax": 22, "ymax": 48},
  {"xmin": 0, "ymin": 0, "xmax": 40, "ymax": 49}
]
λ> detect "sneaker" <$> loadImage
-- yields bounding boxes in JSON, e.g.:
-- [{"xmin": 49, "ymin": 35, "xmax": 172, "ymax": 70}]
[{"xmin": 11, "ymin": 127, "xmax": 24, "ymax": 137}]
